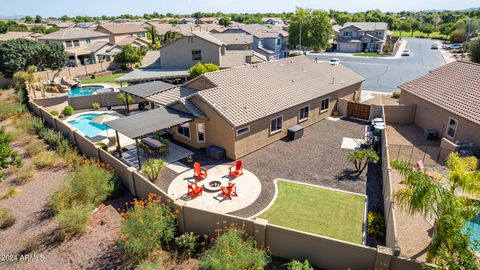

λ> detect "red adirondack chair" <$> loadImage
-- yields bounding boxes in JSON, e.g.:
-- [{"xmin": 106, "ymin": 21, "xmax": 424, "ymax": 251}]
[
  {"xmin": 220, "ymin": 182, "xmax": 237, "ymax": 200},
  {"xmin": 188, "ymin": 182, "xmax": 203, "ymax": 198},
  {"xmin": 193, "ymin": 162, "xmax": 208, "ymax": 179},
  {"xmin": 229, "ymin": 160, "xmax": 244, "ymax": 178}
]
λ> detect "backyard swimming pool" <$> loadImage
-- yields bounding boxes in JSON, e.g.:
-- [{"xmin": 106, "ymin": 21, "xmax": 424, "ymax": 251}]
[
  {"xmin": 68, "ymin": 85, "xmax": 104, "ymax": 97},
  {"xmin": 68, "ymin": 113, "xmax": 113, "ymax": 137},
  {"xmin": 463, "ymin": 214, "xmax": 480, "ymax": 253}
]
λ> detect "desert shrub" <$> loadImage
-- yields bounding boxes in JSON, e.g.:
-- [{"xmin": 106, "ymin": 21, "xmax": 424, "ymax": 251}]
[
  {"xmin": 33, "ymin": 151, "xmax": 61, "ymax": 169},
  {"xmin": 25, "ymin": 141, "xmax": 46, "ymax": 157},
  {"xmin": 135, "ymin": 250, "xmax": 170, "ymax": 270},
  {"xmin": 289, "ymin": 52, "xmax": 301, "ymax": 57},
  {"xmin": 91, "ymin": 102, "xmax": 101, "ymax": 110},
  {"xmin": 285, "ymin": 260, "xmax": 314, "ymax": 270},
  {"xmin": 108, "ymin": 175, "xmax": 125, "ymax": 199},
  {"xmin": 175, "ymin": 232, "xmax": 198, "ymax": 258},
  {"xmin": 96, "ymin": 142, "xmax": 108, "ymax": 151},
  {"xmin": 141, "ymin": 159, "xmax": 166, "ymax": 182},
  {"xmin": 50, "ymin": 160, "xmax": 115, "ymax": 213},
  {"xmin": 39, "ymin": 129, "xmax": 69, "ymax": 155},
  {"xmin": 199, "ymin": 228, "xmax": 270, "ymax": 270},
  {"xmin": 2, "ymin": 187, "xmax": 21, "ymax": 199},
  {"xmin": 14, "ymin": 114, "xmax": 44, "ymax": 135},
  {"xmin": 0, "ymin": 102, "xmax": 24, "ymax": 121},
  {"xmin": 63, "ymin": 105, "xmax": 74, "ymax": 116},
  {"xmin": 118, "ymin": 194, "xmax": 176, "ymax": 261},
  {"xmin": 392, "ymin": 92, "xmax": 400, "ymax": 99},
  {"xmin": 30, "ymin": 116, "xmax": 45, "ymax": 134},
  {"xmin": 0, "ymin": 127, "xmax": 22, "ymax": 177},
  {"xmin": 116, "ymin": 93, "xmax": 134, "ymax": 109},
  {"xmin": 15, "ymin": 164, "xmax": 35, "ymax": 184},
  {"xmin": 56, "ymin": 203, "xmax": 93, "ymax": 240},
  {"xmin": 50, "ymin": 110, "xmax": 60, "ymax": 117},
  {"xmin": 0, "ymin": 208, "xmax": 16, "ymax": 230},
  {"xmin": 367, "ymin": 212, "xmax": 386, "ymax": 239}
]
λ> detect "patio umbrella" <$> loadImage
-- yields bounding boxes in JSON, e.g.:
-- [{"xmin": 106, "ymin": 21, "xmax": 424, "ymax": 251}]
[{"xmin": 92, "ymin": 114, "xmax": 118, "ymax": 137}]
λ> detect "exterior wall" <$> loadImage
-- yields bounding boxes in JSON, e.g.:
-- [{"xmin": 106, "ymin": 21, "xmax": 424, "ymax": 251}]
[
  {"xmin": 41, "ymin": 36, "xmax": 110, "ymax": 51},
  {"xmin": 160, "ymin": 36, "xmax": 221, "ymax": 69},
  {"xmin": 400, "ymin": 90, "xmax": 480, "ymax": 146},
  {"xmin": 262, "ymin": 36, "xmax": 282, "ymax": 59},
  {"xmin": 383, "ymin": 104, "xmax": 416, "ymax": 125},
  {"xmin": 34, "ymin": 61, "xmax": 120, "ymax": 81}
]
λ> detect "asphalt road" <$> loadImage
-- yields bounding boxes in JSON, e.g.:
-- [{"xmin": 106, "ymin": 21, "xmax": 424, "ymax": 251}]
[{"xmin": 307, "ymin": 38, "xmax": 445, "ymax": 92}]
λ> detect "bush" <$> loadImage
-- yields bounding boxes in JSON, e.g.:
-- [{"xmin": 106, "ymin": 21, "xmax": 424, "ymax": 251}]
[
  {"xmin": 25, "ymin": 141, "xmax": 46, "ymax": 157},
  {"xmin": 39, "ymin": 129, "xmax": 70, "ymax": 155},
  {"xmin": 0, "ymin": 102, "xmax": 24, "ymax": 120},
  {"xmin": 96, "ymin": 142, "xmax": 108, "ymax": 151},
  {"xmin": 15, "ymin": 164, "xmax": 35, "ymax": 184},
  {"xmin": 392, "ymin": 92, "xmax": 400, "ymax": 99},
  {"xmin": 56, "ymin": 203, "xmax": 93, "ymax": 240},
  {"xmin": 0, "ymin": 208, "xmax": 15, "ymax": 230},
  {"xmin": 2, "ymin": 187, "xmax": 21, "ymax": 199},
  {"xmin": 91, "ymin": 102, "xmax": 101, "ymax": 110},
  {"xmin": 367, "ymin": 212, "xmax": 386, "ymax": 239},
  {"xmin": 50, "ymin": 110, "xmax": 60, "ymax": 117},
  {"xmin": 33, "ymin": 151, "xmax": 61, "ymax": 169},
  {"xmin": 135, "ymin": 251, "xmax": 169, "ymax": 270},
  {"xmin": 199, "ymin": 228, "xmax": 270, "ymax": 270},
  {"xmin": 470, "ymin": 38, "xmax": 480, "ymax": 64},
  {"xmin": 118, "ymin": 194, "xmax": 176, "ymax": 261},
  {"xmin": 116, "ymin": 93, "xmax": 134, "ymax": 108},
  {"xmin": 286, "ymin": 260, "xmax": 314, "ymax": 270},
  {"xmin": 15, "ymin": 114, "xmax": 45, "ymax": 135},
  {"xmin": 63, "ymin": 105, "xmax": 74, "ymax": 116},
  {"xmin": 289, "ymin": 52, "xmax": 301, "ymax": 57},
  {"xmin": 142, "ymin": 159, "xmax": 166, "ymax": 182},
  {"xmin": 108, "ymin": 175, "xmax": 125, "ymax": 199},
  {"xmin": 175, "ymin": 232, "xmax": 198, "ymax": 258},
  {"xmin": 0, "ymin": 126, "xmax": 22, "ymax": 171}
]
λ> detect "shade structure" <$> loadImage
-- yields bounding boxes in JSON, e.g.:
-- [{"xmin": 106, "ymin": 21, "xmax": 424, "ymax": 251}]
[
  {"xmin": 116, "ymin": 68, "xmax": 190, "ymax": 83},
  {"xmin": 92, "ymin": 114, "xmax": 118, "ymax": 124},
  {"xmin": 104, "ymin": 107, "xmax": 194, "ymax": 139}
]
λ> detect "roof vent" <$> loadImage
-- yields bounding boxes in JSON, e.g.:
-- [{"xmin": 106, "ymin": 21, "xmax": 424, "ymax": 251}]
[
  {"xmin": 292, "ymin": 79, "xmax": 296, "ymax": 83},
  {"xmin": 331, "ymin": 77, "xmax": 335, "ymax": 84}
]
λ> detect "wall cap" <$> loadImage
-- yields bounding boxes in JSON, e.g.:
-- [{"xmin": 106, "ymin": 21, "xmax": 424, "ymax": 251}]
[
  {"xmin": 254, "ymin": 218, "xmax": 268, "ymax": 226},
  {"xmin": 127, "ymin": 166, "xmax": 137, "ymax": 173}
]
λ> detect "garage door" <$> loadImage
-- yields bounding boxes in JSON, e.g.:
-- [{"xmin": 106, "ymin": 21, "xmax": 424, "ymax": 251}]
[{"xmin": 338, "ymin": 42, "xmax": 359, "ymax": 53}]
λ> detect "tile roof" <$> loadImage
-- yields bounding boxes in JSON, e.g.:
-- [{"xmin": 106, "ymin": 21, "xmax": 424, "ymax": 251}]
[
  {"xmin": 189, "ymin": 56, "xmax": 364, "ymax": 127},
  {"xmin": 38, "ymin": 28, "xmax": 109, "ymax": 40},
  {"xmin": 399, "ymin": 61, "xmax": 480, "ymax": 125},
  {"xmin": 211, "ymin": 33, "xmax": 253, "ymax": 45},
  {"xmin": 147, "ymin": 86, "xmax": 198, "ymax": 106},
  {"xmin": 191, "ymin": 31, "xmax": 226, "ymax": 46},
  {"xmin": 342, "ymin": 22, "xmax": 388, "ymax": 31},
  {"xmin": 98, "ymin": 23, "xmax": 147, "ymax": 34},
  {"xmin": 228, "ymin": 24, "xmax": 285, "ymax": 39},
  {"xmin": 0, "ymin": 31, "xmax": 37, "ymax": 41}
]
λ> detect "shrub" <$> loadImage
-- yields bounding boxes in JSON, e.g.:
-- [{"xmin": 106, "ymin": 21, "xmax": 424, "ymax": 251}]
[
  {"xmin": 50, "ymin": 110, "xmax": 60, "ymax": 117},
  {"xmin": 56, "ymin": 203, "xmax": 93, "ymax": 240},
  {"xmin": 0, "ymin": 126, "xmax": 21, "ymax": 173},
  {"xmin": 118, "ymin": 194, "xmax": 176, "ymax": 261},
  {"xmin": 286, "ymin": 260, "xmax": 314, "ymax": 270},
  {"xmin": 141, "ymin": 159, "xmax": 166, "ymax": 182},
  {"xmin": 33, "ymin": 151, "xmax": 61, "ymax": 169},
  {"xmin": 108, "ymin": 175, "xmax": 125, "ymax": 199},
  {"xmin": 15, "ymin": 164, "xmax": 35, "ymax": 184},
  {"xmin": 175, "ymin": 232, "xmax": 198, "ymax": 258},
  {"xmin": 30, "ymin": 116, "xmax": 44, "ymax": 134},
  {"xmin": 96, "ymin": 142, "xmax": 108, "ymax": 151},
  {"xmin": 63, "ymin": 105, "xmax": 74, "ymax": 116},
  {"xmin": 39, "ymin": 129, "xmax": 70, "ymax": 155},
  {"xmin": 199, "ymin": 228, "xmax": 270, "ymax": 270},
  {"xmin": 289, "ymin": 52, "xmax": 301, "ymax": 57},
  {"xmin": 25, "ymin": 141, "xmax": 46, "ymax": 157},
  {"xmin": 15, "ymin": 114, "xmax": 44, "ymax": 135},
  {"xmin": 0, "ymin": 102, "xmax": 24, "ymax": 120},
  {"xmin": 0, "ymin": 208, "xmax": 16, "ymax": 230},
  {"xmin": 2, "ymin": 187, "xmax": 21, "ymax": 199},
  {"xmin": 91, "ymin": 102, "xmax": 101, "ymax": 110},
  {"xmin": 135, "ymin": 251, "xmax": 169, "ymax": 270},
  {"xmin": 116, "ymin": 93, "xmax": 134, "ymax": 109},
  {"xmin": 392, "ymin": 92, "xmax": 401, "ymax": 99},
  {"xmin": 367, "ymin": 212, "xmax": 386, "ymax": 239}
]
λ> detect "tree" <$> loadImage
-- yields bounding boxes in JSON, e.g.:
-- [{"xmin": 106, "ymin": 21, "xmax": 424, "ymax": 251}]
[
  {"xmin": 392, "ymin": 153, "xmax": 480, "ymax": 267},
  {"xmin": 24, "ymin": 16, "xmax": 33, "ymax": 23},
  {"xmin": 420, "ymin": 23, "xmax": 434, "ymax": 37},
  {"xmin": 0, "ymin": 39, "xmax": 67, "ymax": 78},
  {"xmin": 145, "ymin": 25, "xmax": 160, "ymax": 49},
  {"xmin": 469, "ymin": 39, "xmax": 480, "ymax": 63},
  {"xmin": 34, "ymin": 15, "xmax": 42, "ymax": 24},
  {"xmin": 0, "ymin": 21, "xmax": 6, "ymax": 34},
  {"xmin": 348, "ymin": 149, "xmax": 379, "ymax": 176},
  {"xmin": 449, "ymin": 29, "xmax": 468, "ymax": 43},
  {"xmin": 116, "ymin": 93, "xmax": 134, "ymax": 110},
  {"xmin": 161, "ymin": 31, "xmax": 182, "ymax": 45},
  {"xmin": 219, "ymin": 16, "xmax": 231, "ymax": 26},
  {"xmin": 142, "ymin": 159, "xmax": 166, "ymax": 182},
  {"xmin": 335, "ymin": 13, "xmax": 352, "ymax": 26},
  {"xmin": 408, "ymin": 18, "xmax": 420, "ymax": 36},
  {"xmin": 188, "ymin": 62, "xmax": 219, "ymax": 78},
  {"xmin": 398, "ymin": 21, "xmax": 412, "ymax": 36},
  {"xmin": 114, "ymin": 45, "xmax": 142, "ymax": 69},
  {"xmin": 288, "ymin": 8, "xmax": 332, "ymax": 54}
]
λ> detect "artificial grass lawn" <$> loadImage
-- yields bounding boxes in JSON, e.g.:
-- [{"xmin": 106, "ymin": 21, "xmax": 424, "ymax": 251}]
[
  {"xmin": 260, "ymin": 180, "xmax": 365, "ymax": 244},
  {"xmin": 352, "ymin": 52, "xmax": 382, "ymax": 57},
  {"xmin": 392, "ymin": 30, "xmax": 448, "ymax": 40},
  {"xmin": 80, "ymin": 72, "xmax": 127, "ymax": 85}
]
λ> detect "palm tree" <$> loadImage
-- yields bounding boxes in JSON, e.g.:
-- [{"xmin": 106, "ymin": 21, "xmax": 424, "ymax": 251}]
[{"xmin": 348, "ymin": 149, "xmax": 379, "ymax": 176}]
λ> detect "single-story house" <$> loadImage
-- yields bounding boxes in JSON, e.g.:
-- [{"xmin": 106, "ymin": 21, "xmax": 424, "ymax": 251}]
[{"xmin": 398, "ymin": 61, "xmax": 480, "ymax": 156}]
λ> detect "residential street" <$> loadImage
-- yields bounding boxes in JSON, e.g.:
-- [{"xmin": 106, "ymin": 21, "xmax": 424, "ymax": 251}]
[{"xmin": 307, "ymin": 38, "xmax": 445, "ymax": 92}]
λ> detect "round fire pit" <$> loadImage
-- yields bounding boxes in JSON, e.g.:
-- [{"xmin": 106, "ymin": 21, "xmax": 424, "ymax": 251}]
[{"xmin": 203, "ymin": 179, "xmax": 227, "ymax": 192}]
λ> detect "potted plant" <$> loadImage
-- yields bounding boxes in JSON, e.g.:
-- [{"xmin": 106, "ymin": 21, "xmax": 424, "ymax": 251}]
[{"xmin": 186, "ymin": 155, "xmax": 194, "ymax": 163}]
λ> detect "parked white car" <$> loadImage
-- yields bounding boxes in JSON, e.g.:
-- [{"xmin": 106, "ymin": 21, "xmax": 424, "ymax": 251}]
[
  {"xmin": 401, "ymin": 49, "xmax": 411, "ymax": 56},
  {"xmin": 430, "ymin": 44, "xmax": 439, "ymax": 49},
  {"xmin": 329, "ymin": 58, "xmax": 340, "ymax": 66}
]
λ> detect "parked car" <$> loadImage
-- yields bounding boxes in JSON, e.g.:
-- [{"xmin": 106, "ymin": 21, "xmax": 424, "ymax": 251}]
[
  {"xmin": 430, "ymin": 44, "xmax": 439, "ymax": 49},
  {"xmin": 401, "ymin": 49, "xmax": 411, "ymax": 56},
  {"xmin": 446, "ymin": 44, "xmax": 462, "ymax": 50},
  {"xmin": 329, "ymin": 58, "xmax": 340, "ymax": 66}
]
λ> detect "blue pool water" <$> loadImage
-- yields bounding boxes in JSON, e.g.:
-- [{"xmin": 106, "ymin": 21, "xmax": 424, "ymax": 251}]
[
  {"xmin": 68, "ymin": 85, "xmax": 104, "ymax": 97},
  {"xmin": 463, "ymin": 215, "xmax": 480, "ymax": 253},
  {"xmin": 68, "ymin": 113, "xmax": 111, "ymax": 138}
]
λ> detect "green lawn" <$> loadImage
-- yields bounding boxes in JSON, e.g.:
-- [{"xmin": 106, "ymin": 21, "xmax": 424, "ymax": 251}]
[
  {"xmin": 260, "ymin": 180, "xmax": 366, "ymax": 244},
  {"xmin": 80, "ymin": 72, "xmax": 128, "ymax": 86},
  {"xmin": 392, "ymin": 30, "xmax": 448, "ymax": 40},
  {"xmin": 352, "ymin": 52, "xmax": 383, "ymax": 57}
]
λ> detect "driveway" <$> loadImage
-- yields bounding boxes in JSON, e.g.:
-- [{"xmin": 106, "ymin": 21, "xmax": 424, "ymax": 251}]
[{"xmin": 307, "ymin": 38, "xmax": 445, "ymax": 92}]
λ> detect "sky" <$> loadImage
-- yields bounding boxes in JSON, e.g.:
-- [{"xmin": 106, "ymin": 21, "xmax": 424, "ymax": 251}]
[{"xmin": 1, "ymin": 0, "xmax": 479, "ymax": 17}]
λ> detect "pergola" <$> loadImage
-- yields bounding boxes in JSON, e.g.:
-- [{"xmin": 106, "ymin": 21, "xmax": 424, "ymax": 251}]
[
  {"xmin": 116, "ymin": 68, "xmax": 190, "ymax": 84},
  {"xmin": 104, "ymin": 107, "xmax": 194, "ymax": 169},
  {"xmin": 117, "ymin": 80, "xmax": 176, "ymax": 113}
]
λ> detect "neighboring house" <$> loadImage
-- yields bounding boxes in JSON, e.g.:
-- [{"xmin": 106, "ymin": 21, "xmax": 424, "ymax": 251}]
[
  {"xmin": 0, "ymin": 31, "xmax": 42, "ymax": 42},
  {"xmin": 336, "ymin": 22, "xmax": 389, "ymax": 53},
  {"xmin": 95, "ymin": 23, "xmax": 148, "ymax": 45},
  {"xmin": 398, "ymin": 61, "xmax": 480, "ymax": 157},
  {"xmin": 38, "ymin": 28, "xmax": 116, "ymax": 65},
  {"xmin": 159, "ymin": 31, "xmax": 261, "ymax": 69},
  {"xmin": 196, "ymin": 17, "xmax": 219, "ymax": 25},
  {"xmin": 75, "ymin": 22, "xmax": 99, "ymax": 29},
  {"xmin": 146, "ymin": 56, "xmax": 364, "ymax": 159},
  {"xmin": 262, "ymin": 17, "xmax": 284, "ymax": 26},
  {"xmin": 179, "ymin": 18, "xmax": 197, "ymax": 24},
  {"xmin": 47, "ymin": 21, "xmax": 76, "ymax": 29},
  {"xmin": 142, "ymin": 21, "xmax": 225, "ymax": 36}
]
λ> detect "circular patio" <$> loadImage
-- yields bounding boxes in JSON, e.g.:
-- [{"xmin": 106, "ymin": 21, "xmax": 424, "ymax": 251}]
[{"xmin": 167, "ymin": 165, "xmax": 262, "ymax": 214}]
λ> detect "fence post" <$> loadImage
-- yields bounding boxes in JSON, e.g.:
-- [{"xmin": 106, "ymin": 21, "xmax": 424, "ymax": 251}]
[
  {"xmin": 174, "ymin": 200, "xmax": 186, "ymax": 233},
  {"xmin": 374, "ymin": 246, "xmax": 393, "ymax": 270},
  {"xmin": 253, "ymin": 218, "xmax": 268, "ymax": 249}
]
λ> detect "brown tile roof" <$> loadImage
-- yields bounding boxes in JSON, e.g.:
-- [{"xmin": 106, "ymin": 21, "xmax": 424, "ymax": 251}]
[
  {"xmin": 399, "ymin": 61, "xmax": 480, "ymax": 125},
  {"xmin": 38, "ymin": 28, "xmax": 109, "ymax": 40},
  {"xmin": 211, "ymin": 33, "xmax": 253, "ymax": 45},
  {"xmin": 97, "ymin": 23, "xmax": 146, "ymax": 34},
  {"xmin": 0, "ymin": 31, "xmax": 37, "ymax": 41},
  {"xmin": 187, "ymin": 56, "xmax": 364, "ymax": 127}
]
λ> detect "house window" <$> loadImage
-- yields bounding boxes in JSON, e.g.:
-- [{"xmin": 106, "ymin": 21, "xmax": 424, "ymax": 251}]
[
  {"xmin": 276, "ymin": 38, "xmax": 280, "ymax": 46},
  {"xmin": 270, "ymin": 116, "xmax": 283, "ymax": 134},
  {"xmin": 73, "ymin": 40, "xmax": 80, "ymax": 47},
  {"xmin": 65, "ymin": 40, "xmax": 73, "ymax": 47},
  {"xmin": 344, "ymin": 31, "xmax": 352, "ymax": 37},
  {"xmin": 177, "ymin": 123, "xmax": 190, "ymax": 139},
  {"xmin": 197, "ymin": 123, "xmax": 205, "ymax": 143},
  {"xmin": 236, "ymin": 126, "xmax": 250, "ymax": 137},
  {"xmin": 192, "ymin": 50, "xmax": 202, "ymax": 61},
  {"xmin": 375, "ymin": 31, "xmax": 382, "ymax": 36},
  {"xmin": 320, "ymin": 97, "xmax": 330, "ymax": 113},
  {"xmin": 139, "ymin": 33, "xmax": 146, "ymax": 38},
  {"xmin": 187, "ymin": 36, "xmax": 194, "ymax": 43},
  {"xmin": 299, "ymin": 105, "xmax": 310, "ymax": 122},
  {"xmin": 445, "ymin": 117, "xmax": 459, "ymax": 139},
  {"xmin": 86, "ymin": 38, "xmax": 91, "ymax": 44}
]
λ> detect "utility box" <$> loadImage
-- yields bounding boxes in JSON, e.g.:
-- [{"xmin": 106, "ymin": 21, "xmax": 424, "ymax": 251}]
[
  {"xmin": 287, "ymin": 125, "xmax": 304, "ymax": 141},
  {"xmin": 424, "ymin": 129, "xmax": 436, "ymax": 140}
]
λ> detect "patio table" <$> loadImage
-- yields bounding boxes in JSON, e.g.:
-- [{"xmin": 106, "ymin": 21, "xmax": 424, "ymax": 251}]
[{"xmin": 142, "ymin": 137, "xmax": 165, "ymax": 150}]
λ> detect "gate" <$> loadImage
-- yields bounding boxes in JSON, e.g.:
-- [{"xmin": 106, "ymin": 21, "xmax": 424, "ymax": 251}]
[{"xmin": 347, "ymin": 101, "xmax": 371, "ymax": 120}]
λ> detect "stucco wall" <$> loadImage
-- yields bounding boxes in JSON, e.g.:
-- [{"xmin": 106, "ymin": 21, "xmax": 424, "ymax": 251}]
[
  {"xmin": 34, "ymin": 61, "xmax": 119, "ymax": 81},
  {"xmin": 383, "ymin": 104, "xmax": 416, "ymax": 125},
  {"xmin": 160, "ymin": 36, "xmax": 221, "ymax": 69},
  {"xmin": 400, "ymin": 90, "xmax": 480, "ymax": 145}
]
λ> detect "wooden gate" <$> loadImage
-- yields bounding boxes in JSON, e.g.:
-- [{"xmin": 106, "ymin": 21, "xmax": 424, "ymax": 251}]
[{"xmin": 347, "ymin": 101, "xmax": 371, "ymax": 120}]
